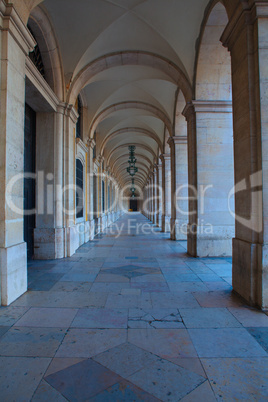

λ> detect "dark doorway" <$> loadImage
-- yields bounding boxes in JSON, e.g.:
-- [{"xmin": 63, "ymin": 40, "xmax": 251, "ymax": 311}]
[
  {"xmin": 93, "ymin": 174, "xmax": 98, "ymax": 234},
  {"xmin": 130, "ymin": 198, "xmax": 138, "ymax": 211},
  {"xmin": 24, "ymin": 104, "xmax": 36, "ymax": 260}
]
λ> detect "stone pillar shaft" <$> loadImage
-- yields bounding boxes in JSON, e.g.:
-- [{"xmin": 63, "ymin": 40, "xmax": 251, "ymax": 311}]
[
  {"xmin": 220, "ymin": 3, "xmax": 268, "ymax": 308},
  {"xmin": 168, "ymin": 136, "xmax": 188, "ymax": 241}
]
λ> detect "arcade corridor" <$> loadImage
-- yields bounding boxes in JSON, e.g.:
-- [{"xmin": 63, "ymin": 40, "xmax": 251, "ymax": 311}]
[{"xmin": 0, "ymin": 214, "xmax": 267, "ymax": 401}]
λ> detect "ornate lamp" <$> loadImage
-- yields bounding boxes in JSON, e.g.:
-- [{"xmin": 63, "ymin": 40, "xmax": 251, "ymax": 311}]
[{"xmin": 126, "ymin": 146, "xmax": 138, "ymax": 176}]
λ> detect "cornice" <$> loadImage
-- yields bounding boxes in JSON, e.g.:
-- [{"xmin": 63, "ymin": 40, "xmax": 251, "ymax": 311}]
[
  {"xmin": 193, "ymin": 100, "xmax": 232, "ymax": 113},
  {"xmin": 0, "ymin": 1, "xmax": 36, "ymax": 55},
  {"xmin": 26, "ymin": 56, "xmax": 59, "ymax": 111}
]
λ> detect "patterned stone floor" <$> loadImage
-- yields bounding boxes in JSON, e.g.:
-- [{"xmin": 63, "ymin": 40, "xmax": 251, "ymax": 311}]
[{"xmin": 0, "ymin": 213, "xmax": 268, "ymax": 401}]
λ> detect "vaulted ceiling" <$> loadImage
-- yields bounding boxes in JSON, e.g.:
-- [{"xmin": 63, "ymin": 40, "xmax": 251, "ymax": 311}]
[{"xmin": 38, "ymin": 0, "xmax": 212, "ymax": 189}]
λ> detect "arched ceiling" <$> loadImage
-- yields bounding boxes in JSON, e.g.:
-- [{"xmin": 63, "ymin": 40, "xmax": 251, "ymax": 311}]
[{"xmin": 38, "ymin": 0, "xmax": 215, "ymax": 188}]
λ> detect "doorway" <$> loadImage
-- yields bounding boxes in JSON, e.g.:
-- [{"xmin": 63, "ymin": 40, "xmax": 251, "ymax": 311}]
[
  {"xmin": 24, "ymin": 104, "xmax": 36, "ymax": 259},
  {"xmin": 130, "ymin": 198, "xmax": 138, "ymax": 212}
]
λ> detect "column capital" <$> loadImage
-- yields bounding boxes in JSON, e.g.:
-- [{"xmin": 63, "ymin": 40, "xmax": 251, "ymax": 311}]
[
  {"xmin": 76, "ymin": 137, "xmax": 88, "ymax": 154},
  {"xmin": 221, "ymin": 2, "xmax": 268, "ymax": 50},
  {"xmin": 167, "ymin": 136, "xmax": 187, "ymax": 148},
  {"xmin": 192, "ymin": 100, "xmax": 232, "ymax": 113},
  {"xmin": 0, "ymin": 1, "xmax": 36, "ymax": 55},
  {"xmin": 182, "ymin": 102, "xmax": 195, "ymax": 121},
  {"xmin": 87, "ymin": 138, "xmax": 96, "ymax": 150},
  {"xmin": 64, "ymin": 104, "xmax": 79, "ymax": 124},
  {"xmin": 159, "ymin": 153, "xmax": 171, "ymax": 162}
]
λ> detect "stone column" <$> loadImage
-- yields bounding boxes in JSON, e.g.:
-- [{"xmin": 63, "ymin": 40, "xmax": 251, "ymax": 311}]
[
  {"xmin": 98, "ymin": 157, "xmax": 104, "ymax": 232},
  {"xmin": 150, "ymin": 174, "xmax": 154, "ymax": 222},
  {"xmin": 63, "ymin": 105, "xmax": 79, "ymax": 256},
  {"xmin": 146, "ymin": 181, "xmax": 150, "ymax": 220},
  {"xmin": 168, "ymin": 136, "xmax": 188, "ymax": 241},
  {"xmin": 160, "ymin": 154, "xmax": 171, "ymax": 232},
  {"xmin": 183, "ymin": 104, "xmax": 197, "ymax": 256},
  {"xmin": 159, "ymin": 156, "xmax": 166, "ymax": 231},
  {"xmin": 153, "ymin": 167, "xmax": 158, "ymax": 225},
  {"xmin": 221, "ymin": 2, "xmax": 268, "ymax": 308},
  {"xmin": 143, "ymin": 184, "xmax": 148, "ymax": 218},
  {"xmin": 0, "ymin": 3, "xmax": 35, "ymax": 305},
  {"xmin": 34, "ymin": 109, "xmax": 65, "ymax": 260},
  {"xmin": 87, "ymin": 139, "xmax": 96, "ymax": 240},
  {"xmin": 193, "ymin": 101, "xmax": 234, "ymax": 256},
  {"xmin": 156, "ymin": 163, "xmax": 162, "ymax": 227}
]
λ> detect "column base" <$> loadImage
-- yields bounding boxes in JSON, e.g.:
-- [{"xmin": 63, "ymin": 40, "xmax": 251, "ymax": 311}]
[
  {"xmin": 196, "ymin": 237, "xmax": 232, "ymax": 257},
  {"xmin": 0, "ymin": 242, "xmax": 27, "ymax": 306},
  {"xmin": 233, "ymin": 238, "xmax": 267, "ymax": 309},
  {"xmin": 34, "ymin": 228, "xmax": 65, "ymax": 259},
  {"xmin": 95, "ymin": 217, "xmax": 102, "ymax": 235},
  {"xmin": 187, "ymin": 224, "xmax": 234, "ymax": 258},
  {"xmin": 67, "ymin": 226, "xmax": 79, "ymax": 257},
  {"xmin": 85, "ymin": 220, "xmax": 95, "ymax": 242},
  {"xmin": 165, "ymin": 216, "xmax": 171, "ymax": 233},
  {"xmin": 170, "ymin": 218, "xmax": 187, "ymax": 241},
  {"xmin": 161, "ymin": 215, "xmax": 166, "ymax": 232}
]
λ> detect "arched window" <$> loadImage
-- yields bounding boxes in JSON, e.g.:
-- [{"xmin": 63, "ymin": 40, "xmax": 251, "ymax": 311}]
[
  {"xmin": 93, "ymin": 131, "xmax": 97, "ymax": 159},
  {"xmin": 27, "ymin": 25, "xmax": 46, "ymax": 80},
  {"xmin": 102, "ymin": 180, "xmax": 105, "ymax": 213},
  {"xmin": 76, "ymin": 159, "xmax": 84, "ymax": 219},
  {"xmin": 76, "ymin": 96, "xmax": 82, "ymax": 139}
]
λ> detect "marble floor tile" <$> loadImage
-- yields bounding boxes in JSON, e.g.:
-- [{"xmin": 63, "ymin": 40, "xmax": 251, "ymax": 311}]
[
  {"xmin": 4, "ymin": 214, "xmax": 268, "ymax": 400},
  {"xmin": 193, "ymin": 290, "xmax": 244, "ymax": 308},
  {"xmin": 93, "ymin": 342, "xmax": 160, "ymax": 378},
  {"xmin": 188, "ymin": 328, "xmax": 267, "ymax": 358},
  {"xmin": 246, "ymin": 328, "xmax": 268, "ymax": 352},
  {"xmin": 228, "ymin": 306, "xmax": 268, "ymax": 327},
  {"xmin": 0, "ymin": 357, "xmax": 51, "ymax": 402},
  {"xmin": 13, "ymin": 291, "xmax": 108, "ymax": 308},
  {"xmin": 204, "ymin": 281, "xmax": 232, "ymax": 291},
  {"xmin": 90, "ymin": 282, "xmax": 131, "ymax": 293},
  {"xmin": 205, "ymin": 263, "xmax": 232, "ymax": 276},
  {"xmin": 105, "ymin": 293, "xmax": 152, "ymax": 309},
  {"xmin": 164, "ymin": 273, "xmax": 201, "ymax": 283},
  {"xmin": 180, "ymin": 380, "xmax": 216, "ymax": 401},
  {"xmin": 180, "ymin": 308, "xmax": 241, "ymax": 328},
  {"xmin": 95, "ymin": 273, "xmax": 130, "ymax": 283},
  {"xmin": 0, "ymin": 306, "xmax": 29, "ymax": 326},
  {"xmin": 0, "ymin": 327, "xmax": 66, "ymax": 357},
  {"xmin": 32, "ymin": 380, "xmax": 68, "ymax": 401},
  {"xmin": 202, "ymin": 358, "xmax": 268, "ymax": 401},
  {"xmin": 50, "ymin": 281, "xmax": 93, "ymax": 292},
  {"xmin": 131, "ymin": 282, "xmax": 170, "ymax": 292},
  {"xmin": 90, "ymin": 379, "xmax": 160, "ymax": 401},
  {"xmin": 15, "ymin": 307, "xmax": 78, "ymax": 328},
  {"xmin": 131, "ymin": 274, "xmax": 166, "ymax": 283},
  {"xmin": 168, "ymin": 282, "xmax": 207, "ymax": 292},
  {"xmin": 128, "ymin": 308, "xmax": 184, "ymax": 329},
  {"xmin": 28, "ymin": 280, "xmax": 58, "ymax": 291},
  {"xmin": 56, "ymin": 329, "xmax": 127, "ymax": 358},
  {"xmin": 59, "ymin": 272, "xmax": 97, "ymax": 282},
  {"xmin": 45, "ymin": 357, "xmax": 87, "ymax": 377},
  {"xmin": 128, "ymin": 328, "xmax": 198, "ymax": 359},
  {"xmin": 128, "ymin": 358, "xmax": 206, "ymax": 402},
  {"xmin": 71, "ymin": 308, "xmax": 128, "ymax": 329},
  {"xmin": 196, "ymin": 274, "xmax": 223, "ymax": 282},
  {"xmin": 45, "ymin": 358, "xmax": 122, "ymax": 400},
  {"xmin": 0, "ymin": 326, "xmax": 10, "ymax": 338},
  {"xmin": 151, "ymin": 292, "xmax": 200, "ymax": 309}
]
